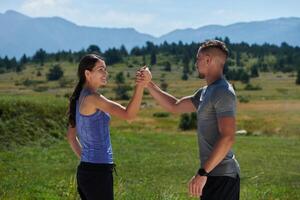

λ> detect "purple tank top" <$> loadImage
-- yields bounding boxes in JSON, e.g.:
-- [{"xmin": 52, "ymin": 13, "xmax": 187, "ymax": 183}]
[{"xmin": 75, "ymin": 88, "xmax": 113, "ymax": 164}]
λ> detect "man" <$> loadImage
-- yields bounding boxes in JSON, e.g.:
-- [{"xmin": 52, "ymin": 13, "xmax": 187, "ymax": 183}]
[{"xmin": 138, "ymin": 40, "xmax": 240, "ymax": 199}]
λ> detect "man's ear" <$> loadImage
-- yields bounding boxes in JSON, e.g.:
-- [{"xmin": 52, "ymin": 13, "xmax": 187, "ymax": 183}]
[{"xmin": 205, "ymin": 54, "xmax": 212, "ymax": 65}]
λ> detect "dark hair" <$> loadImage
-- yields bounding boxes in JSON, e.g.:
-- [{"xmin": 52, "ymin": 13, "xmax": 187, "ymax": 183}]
[
  {"xmin": 68, "ymin": 54, "xmax": 104, "ymax": 127},
  {"xmin": 199, "ymin": 40, "xmax": 229, "ymax": 58}
]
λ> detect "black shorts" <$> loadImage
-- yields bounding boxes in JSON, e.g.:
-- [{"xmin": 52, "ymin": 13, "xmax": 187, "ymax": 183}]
[
  {"xmin": 76, "ymin": 162, "xmax": 115, "ymax": 200},
  {"xmin": 201, "ymin": 175, "xmax": 240, "ymax": 200}
]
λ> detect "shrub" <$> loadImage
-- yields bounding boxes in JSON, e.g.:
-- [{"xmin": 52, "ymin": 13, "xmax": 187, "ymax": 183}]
[
  {"xmin": 244, "ymin": 83, "xmax": 262, "ymax": 91},
  {"xmin": 179, "ymin": 113, "xmax": 197, "ymax": 130},
  {"xmin": 238, "ymin": 95, "xmax": 250, "ymax": 103},
  {"xmin": 47, "ymin": 64, "xmax": 64, "ymax": 81},
  {"xmin": 153, "ymin": 112, "xmax": 170, "ymax": 118}
]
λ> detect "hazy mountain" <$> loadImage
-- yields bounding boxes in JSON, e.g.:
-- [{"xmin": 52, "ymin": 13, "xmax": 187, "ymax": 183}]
[
  {"xmin": 158, "ymin": 17, "xmax": 300, "ymax": 45},
  {"xmin": 0, "ymin": 10, "xmax": 154, "ymax": 58},
  {"xmin": 0, "ymin": 10, "xmax": 299, "ymax": 58}
]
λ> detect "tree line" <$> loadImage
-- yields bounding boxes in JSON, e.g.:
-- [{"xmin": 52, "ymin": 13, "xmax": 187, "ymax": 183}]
[{"xmin": 1, "ymin": 37, "xmax": 300, "ymax": 84}]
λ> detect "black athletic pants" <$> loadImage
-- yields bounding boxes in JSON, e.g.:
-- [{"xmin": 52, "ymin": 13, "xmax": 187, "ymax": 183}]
[
  {"xmin": 201, "ymin": 175, "xmax": 240, "ymax": 200},
  {"xmin": 77, "ymin": 162, "xmax": 115, "ymax": 200}
]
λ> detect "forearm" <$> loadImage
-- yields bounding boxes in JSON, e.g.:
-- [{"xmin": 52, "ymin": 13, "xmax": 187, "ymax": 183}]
[
  {"xmin": 203, "ymin": 135, "xmax": 235, "ymax": 173},
  {"xmin": 147, "ymin": 81, "xmax": 178, "ymax": 112},
  {"xmin": 68, "ymin": 137, "xmax": 81, "ymax": 159},
  {"xmin": 125, "ymin": 84, "xmax": 144, "ymax": 119}
]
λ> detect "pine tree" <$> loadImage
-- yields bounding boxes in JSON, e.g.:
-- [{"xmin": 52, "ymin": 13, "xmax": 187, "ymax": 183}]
[
  {"xmin": 87, "ymin": 45, "xmax": 101, "ymax": 54},
  {"xmin": 250, "ymin": 64, "xmax": 259, "ymax": 77},
  {"xmin": 150, "ymin": 51, "xmax": 156, "ymax": 65},
  {"xmin": 47, "ymin": 64, "xmax": 64, "ymax": 81}
]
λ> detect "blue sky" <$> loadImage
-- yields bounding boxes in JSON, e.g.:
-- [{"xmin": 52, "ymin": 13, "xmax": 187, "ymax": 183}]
[{"xmin": 1, "ymin": 0, "xmax": 300, "ymax": 36}]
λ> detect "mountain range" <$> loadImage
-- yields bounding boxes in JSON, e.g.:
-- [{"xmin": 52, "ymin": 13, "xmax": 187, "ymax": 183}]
[{"xmin": 1, "ymin": 10, "xmax": 299, "ymax": 58}]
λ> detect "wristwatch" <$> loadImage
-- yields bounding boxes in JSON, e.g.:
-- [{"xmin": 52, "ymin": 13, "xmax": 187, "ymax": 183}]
[{"xmin": 197, "ymin": 168, "xmax": 209, "ymax": 176}]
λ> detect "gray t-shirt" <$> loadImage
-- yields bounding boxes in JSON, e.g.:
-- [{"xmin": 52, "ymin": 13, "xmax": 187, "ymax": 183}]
[{"xmin": 191, "ymin": 77, "xmax": 240, "ymax": 178}]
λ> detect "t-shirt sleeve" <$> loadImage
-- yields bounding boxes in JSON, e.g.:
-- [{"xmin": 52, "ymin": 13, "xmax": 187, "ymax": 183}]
[
  {"xmin": 212, "ymin": 87, "xmax": 236, "ymax": 118},
  {"xmin": 190, "ymin": 88, "xmax": 202, "ymax": 109}
]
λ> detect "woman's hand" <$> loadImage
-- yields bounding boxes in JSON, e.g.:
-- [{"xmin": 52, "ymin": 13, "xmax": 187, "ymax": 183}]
[{"xmin": 136, "ymin": 66, "xmax": 152, "ymax": 87}]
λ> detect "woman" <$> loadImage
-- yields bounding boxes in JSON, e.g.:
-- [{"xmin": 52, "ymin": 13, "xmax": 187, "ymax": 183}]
[{"xmin": 66, "ymin": 54, "xmax": 150, "ymax": 200}]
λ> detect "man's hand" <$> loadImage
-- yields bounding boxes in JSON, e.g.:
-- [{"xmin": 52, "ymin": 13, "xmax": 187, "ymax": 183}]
[
  {"xmin": 188, "ymin": 175, "xmax": 207, "ymax": 198},
  {"xmin": 136, "ymin": 66, "xmax": 152, "ymax": 87}
]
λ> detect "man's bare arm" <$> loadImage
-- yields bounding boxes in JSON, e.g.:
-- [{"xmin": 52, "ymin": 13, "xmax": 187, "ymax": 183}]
[{"xmin": 146, "ymin": 81, "xmax": 196, "ymax": 113}]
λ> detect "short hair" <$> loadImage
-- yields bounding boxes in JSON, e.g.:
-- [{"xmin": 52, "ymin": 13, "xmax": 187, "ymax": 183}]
[{"xmin": 198, "ymin": 40, "xmax": 229, "ymax": 58}]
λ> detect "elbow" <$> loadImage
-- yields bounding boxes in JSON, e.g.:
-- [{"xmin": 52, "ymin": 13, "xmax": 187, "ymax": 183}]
[
  {"xmin": 66, "ymin": 130, "xmax": 76, "ymax": 142},
  {"xmin": 224, "ymin": 134, "xmax": 235, "ymax": 145},
  {"xmin": 66, "ymin": 132, "xmax": 73, "ymax": 142},
  {"xmin": 121, "ymin": 110, "xmax": 136, "ymax": 120},
  {"xmin": 219, "ymin": 131, "xmax": 235, "ymax": 144},
  {"xmin": 125, "ymin": 113, "xmax": 137, "ymax": 120},
  {"xmin": 168, "ymin": 101, "xmax": 181, "ymax": 114},
  {"xmin": 165, "ymin": 105, "xmax": 177, "ymax": 114}
]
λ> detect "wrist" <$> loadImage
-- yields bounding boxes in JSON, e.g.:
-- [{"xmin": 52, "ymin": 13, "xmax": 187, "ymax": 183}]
[
  {"xmin": 146, "ymin": 81, "xmax": 153, "ymax": 88},
  {"xmin": 134, "ymin": 84, "xmax": 145, "ymax": 93},
  {"xmin": 197, "ymin": 168, "xmax": 209, "ymax": 177}
]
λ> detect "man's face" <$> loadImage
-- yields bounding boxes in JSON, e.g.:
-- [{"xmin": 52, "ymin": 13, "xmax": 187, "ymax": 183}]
[{"xmin": 195, "ymin": 51, "xmax": 209, "ymax": 78}]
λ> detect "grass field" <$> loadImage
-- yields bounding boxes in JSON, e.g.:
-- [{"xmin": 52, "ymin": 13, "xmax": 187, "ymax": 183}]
[
  {"xmin": 0, "ymin": 60, "xmax": 300, "ymax": 199},
  {"xmin": 0, "ymin": 130, "xmax": 299, "ymax": 200}
]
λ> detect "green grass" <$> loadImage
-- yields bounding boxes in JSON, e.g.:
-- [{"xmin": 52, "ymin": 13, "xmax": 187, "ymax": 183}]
[
  {"xmin": 0, "ymin": 131, "xmax": 299, "ymax": 199},
  {"xmin": 2, "ymin": 57, "xmax": 299, "ymax": 100},
  {"xmin": 1, "ymin": 60, "xmax": 300, "ymax": 199},
  {"xmin": 0, "ymin": 95, "xmax": 68, "ymax": 150}
]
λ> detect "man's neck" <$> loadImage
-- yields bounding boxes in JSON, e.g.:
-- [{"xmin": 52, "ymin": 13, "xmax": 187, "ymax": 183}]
[{"xmin": 205, "ymin": 73, "xmax": 223, "ymax": 86}]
